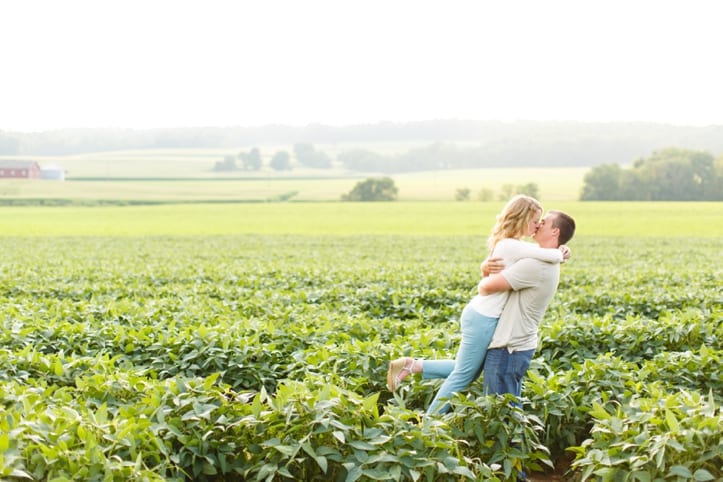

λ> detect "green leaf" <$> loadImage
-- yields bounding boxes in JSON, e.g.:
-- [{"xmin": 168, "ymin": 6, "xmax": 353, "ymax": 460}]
[
  {"xmin": 588, "ymin": 402, "xmax": 611, "ymax": 420},
  {"xmin": 693, "ymin": 469, "xmax": 715, "ymax": 481},
  {"xmin": 362, "ymin": 467, "xmax": 396, "ymax": 480},
  {"xmin": 631, "ymin": 470, "xmax": 651, "ymax": 482},
  {"xmin": 348, "ymin": 440, "xmax": 375, "ymax": 450},
  {"xmin": 53, "ymin": 358, "xmax": 64, "ymax": 376},
  {"xmin": 664, "ymin": 409, "xmax": 679, "ymax": 432},
  {"xmin": 11, "ymin": 469, "xmax": 33, "ymax": 480},
  {"xmin": 257, "ymin": 463, "xmax": 277, "ymax": 480},
  {"xmin": 344, "ymin": 464, "xmax": 362, "ymax": 482},
  {"xmin": 363, "ymin": 392, "xmax": 379, "ymax": 414},
  {"xmin": 669, "ymin": 465, "xmax": 692, "ymax": 477}
]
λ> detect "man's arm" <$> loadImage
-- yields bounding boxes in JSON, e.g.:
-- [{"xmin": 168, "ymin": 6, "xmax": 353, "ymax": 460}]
[{"xmin": 478, "ymin": 272, "xmax": 512, "ymax": 296}]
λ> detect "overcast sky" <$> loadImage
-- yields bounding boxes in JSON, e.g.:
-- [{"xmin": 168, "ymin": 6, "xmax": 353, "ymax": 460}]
[{"xmin": 2, "ymin": 0, "xmax": 721, "ymax": 132}]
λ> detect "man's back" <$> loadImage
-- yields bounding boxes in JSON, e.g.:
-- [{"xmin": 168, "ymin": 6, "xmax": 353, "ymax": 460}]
[{"xmin": 488, "ymin": 258, "xmax": 561, "ymax": 351}]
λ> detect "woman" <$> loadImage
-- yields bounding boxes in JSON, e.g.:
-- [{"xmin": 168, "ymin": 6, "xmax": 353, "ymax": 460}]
[{"xmin": 386, "ymin": 194, "xmax": 570, "ymax": 415}]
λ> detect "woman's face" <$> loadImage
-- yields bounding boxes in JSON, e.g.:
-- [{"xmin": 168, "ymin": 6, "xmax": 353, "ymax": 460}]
[{"xmin": 525, "ymin": 209, "xmax": 543, "ymax": 237}]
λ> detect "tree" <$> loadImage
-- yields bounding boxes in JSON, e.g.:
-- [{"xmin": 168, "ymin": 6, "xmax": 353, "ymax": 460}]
[
  {"xmin": 213, "ymin": 155, "xmax": 237, "ymax": 172},
  {"xmin": 477, "ymin": 188, "xmax": 494, "ymax": 202},
  {"xmin": 517, "ymin": 182, "xmax": 539, "ymax": 199},
  {"xmin": 617, "ymin": 170, "xmax": 647, "ymax": 200},
  {"xmin": 338, "ymin": 149, "xmax": 389, "ymax": 172},
  {"xmin": 342, "ymin": 177, "xmax": 398, "ymax": 201},
  {"xmin": 710, "ymin": 155, "xmax": 723, "ymax": 201},
  {"xmin": 498, "ymin": 184, "xmax": 516, "ymax": 201},
  {"xmin": 270, "ymin": 151, "xmax": 291, "ymax": 171},
  {"xmin": 294, "ymin": 143, "xmax": 332, "ymax": 169},
  {"xmin": 498, "ymin": 182, "xmax": 539, "ymax": 201},
  {"xmin": 239, "ymin": 148, "xmax": 262, "ymax": 171},
  {"xmin": 580, "ymin": 163, "xmax": 622, "ymax": 200},
  {"xmin": 0, "ymin": 132, "xmax": 19, "ymax": 155},
  {"xmin": 580, "ymin": 148, "xmax": 722, "ymax": 200},
  {"xmin": 455, "ymin": 187, "xmax": 471, "ymax": 201}
]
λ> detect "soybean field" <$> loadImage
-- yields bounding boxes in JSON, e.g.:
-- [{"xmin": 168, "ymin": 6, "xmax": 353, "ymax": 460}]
[{"xmin": 0, "ymin": 202, "xmax": 720, "ymax": 481}]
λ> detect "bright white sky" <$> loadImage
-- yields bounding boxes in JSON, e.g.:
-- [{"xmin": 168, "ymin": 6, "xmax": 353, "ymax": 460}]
[{"xmin": 2, "ymin": 0, "xmax": 722, "ymax": 132}]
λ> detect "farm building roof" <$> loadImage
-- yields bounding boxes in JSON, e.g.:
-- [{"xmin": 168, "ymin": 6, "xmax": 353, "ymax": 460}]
[{"xmin": 0, "ymin": 160, "xmax": 40, "ymax": 168}]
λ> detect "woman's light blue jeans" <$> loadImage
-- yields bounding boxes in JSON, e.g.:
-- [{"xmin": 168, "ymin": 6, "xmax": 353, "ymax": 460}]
[{"xmin": 422, "ymin": 303, "xmax": 498, "ymax": 415}]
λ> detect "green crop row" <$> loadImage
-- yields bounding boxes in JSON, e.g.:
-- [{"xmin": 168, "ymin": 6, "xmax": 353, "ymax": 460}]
[{"xmin": 0, "ymin": 234, "xmax": 720, "ymax": 480}]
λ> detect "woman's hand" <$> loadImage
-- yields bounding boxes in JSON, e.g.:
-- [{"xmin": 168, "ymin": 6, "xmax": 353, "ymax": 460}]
[
  {"xmin": 559, "ymin": 244, "xmax": 572, "ymax": 261},
  {"xmin": 481, "ymin": 257, "xmax": 505, "ymax": 277}
]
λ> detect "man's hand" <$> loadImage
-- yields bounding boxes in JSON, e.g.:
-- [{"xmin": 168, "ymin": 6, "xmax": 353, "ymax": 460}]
[{"xmin": 481, "ymin": 257, "xmax": 505, "ymax": 277}]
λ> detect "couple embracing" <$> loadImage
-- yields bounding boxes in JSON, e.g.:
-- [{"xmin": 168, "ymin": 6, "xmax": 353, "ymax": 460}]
[{"xmin": 387, "ymin": 194, "xmax": 576, "ymax": 415}]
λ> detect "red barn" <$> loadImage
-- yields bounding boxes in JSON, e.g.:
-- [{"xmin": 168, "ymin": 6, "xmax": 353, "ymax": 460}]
[{"xmin": 0, "ymin": 160, "xmax": 41, "ymax": 179}]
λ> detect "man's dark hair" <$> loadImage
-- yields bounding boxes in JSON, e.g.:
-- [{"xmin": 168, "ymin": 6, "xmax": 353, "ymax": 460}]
[{"xmin": 549, "ymin": 210, "xmax": 576, "ymax": 246}]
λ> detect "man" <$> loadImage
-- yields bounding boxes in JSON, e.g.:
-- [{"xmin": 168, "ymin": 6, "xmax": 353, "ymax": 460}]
[{"xmin": 478, "ymin": 210, "xmax": 576, "ymax": 399}]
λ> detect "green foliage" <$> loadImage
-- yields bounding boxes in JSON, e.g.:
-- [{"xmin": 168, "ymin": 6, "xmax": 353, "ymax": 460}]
[
  {"xmin": 238, "ymin": 147, "xmax": 262, "ymax": 171},
  {"xmin": 270, "ymin": 150, "xmax": 291, "ymax": 171},
  {"xmin": 569, "ymin": 390, "xmax": 721, "ymax": 481},
  {"xmin": 455, "ymin": 187, "xmax": 471, "ymax": 201},
  {"xmin": 337, "ymin": 148, "xmax": 389, "ymax": 172},
  {"xmin": 0, "ymin": 233, "xmax": 720, "ymax": 480},
  {"xmin": 212, "ymin": 155, "xmax": 237, "ymax": 172},
  {"xmin": 446, "ymin": 395, "xmax": 555, "ymax": 478},
  {"xmin": 477, "ymin": 188, "xmax": 494, "ymax": 202},
  {"xmin": 498, "ymin": 182, "xmax": 539, "ymax": 201},
  {"xmin": 581, "ymin": 148, "xmax": 723, "ymax": 200},
  {"xmin": 294, "ymin": 143, "xmax": 332, "ymax": 169},
  {"xmin": 580, "ymin": 163, "xmax": 622, "ymax": 200},
  {"xmin": 342, "ymin": 177, "xmax": 399, "ymax": 201}
]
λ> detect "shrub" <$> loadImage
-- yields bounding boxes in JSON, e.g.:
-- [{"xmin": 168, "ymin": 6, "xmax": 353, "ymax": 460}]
[{"xmin": 342, "ymin": 177, "xmax": 398, "ymax": 201}]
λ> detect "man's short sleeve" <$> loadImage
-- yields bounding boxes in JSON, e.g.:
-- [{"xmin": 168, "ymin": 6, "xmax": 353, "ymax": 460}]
[{"xmin": 500, "ymin": 258, "xmax": 543, "ymax": 291}]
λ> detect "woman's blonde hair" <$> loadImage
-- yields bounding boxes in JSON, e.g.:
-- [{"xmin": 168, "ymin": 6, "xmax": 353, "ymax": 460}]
[{"xmin": 487, "ymin": 195, "xmax": 543, "ymax": 250}]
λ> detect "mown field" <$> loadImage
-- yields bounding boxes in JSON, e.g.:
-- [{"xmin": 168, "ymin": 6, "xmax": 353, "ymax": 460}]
[
  {"xmin": 0, "ymin": 167, "xmax": 587, "ymax": 203},
  {"xmin": 1, "ymin": 147, "xmax": 588, "ymax": 201},
  {"xmin": 0, "ymin": 202, "xmax": 721, "ymax": 481}
]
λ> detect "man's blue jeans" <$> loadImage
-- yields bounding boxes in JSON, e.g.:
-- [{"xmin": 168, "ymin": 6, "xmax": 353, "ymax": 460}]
[
  {"xmin": 482, "ymin": 347, "xmax": 535, "ymax": 400},
  {"xmin": 421, "ymin": 304, "xmax": 498, "ymax": 415},
  {"xmin": 483, "ymin": 347, "xmax": 535, "ymax": 481}
]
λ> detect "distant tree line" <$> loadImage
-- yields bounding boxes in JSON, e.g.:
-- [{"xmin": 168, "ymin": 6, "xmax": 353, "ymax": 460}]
[
  {"xmin": 455, "ymin": 183, "xmax": 539, "ymax": 202},
  {"xmin": 2, "ymin": 121, "xmax": 723, "ymax": 170},
  {"xmin": 213, "ymin": 148, "xmax": 263, "ymax": 172},
  {"xmin": 209, "ymin": 142, "xmax": 723, "ymax": 196},
  {"xmin": 580, "ymin": 148, "xmax": 722, "ymax": 200},
  {"xmin": 341, "ymin": 178, "xmax": 538, "ymax": 202},
  {"xmin": 212, "ymin": 143, "xmax": 328, "ymax": 172},
  {"xmin": 335, "ymin": 140, "xmax": 642, "ymax": 171}
]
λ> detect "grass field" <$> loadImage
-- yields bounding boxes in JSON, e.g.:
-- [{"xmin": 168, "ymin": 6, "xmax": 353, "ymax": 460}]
[
  {"xmin": 2, "ymin": 146, "xmax": 588, "ymax": 202},
  {"xmin": 0, "ymin": 201, "xmax": 720, "ymax": 237},
  {"xmin": 0, "ymin": 167, "xmax": 587, "ymax": 202},
  {"xmin": 0, "ymin": 142, "xmax": 456, "ymax": 178}
]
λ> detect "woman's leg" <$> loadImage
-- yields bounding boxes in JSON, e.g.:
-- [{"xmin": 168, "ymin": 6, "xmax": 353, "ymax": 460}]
[
  {"xmin": 387, "ymin": 357, "xmax": 421, "ymax": 391},
  {"xmin": 426, "ymin": 305, "xmax": 498, "ymax": 415}
]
